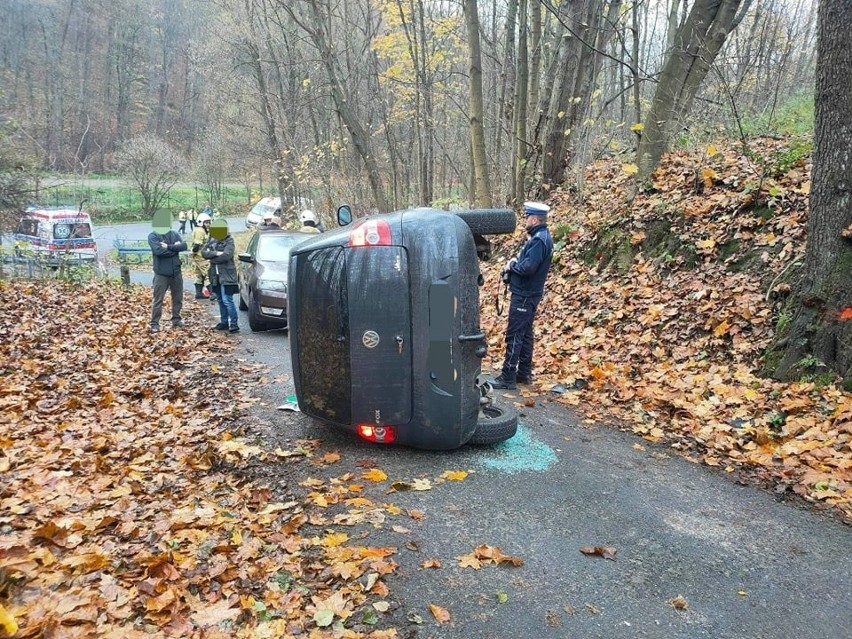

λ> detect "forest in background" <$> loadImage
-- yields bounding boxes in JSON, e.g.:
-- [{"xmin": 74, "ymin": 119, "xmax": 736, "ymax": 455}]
[{"xmin": 0, "ymin": 0, "xmax": 817, "ymax": 217}]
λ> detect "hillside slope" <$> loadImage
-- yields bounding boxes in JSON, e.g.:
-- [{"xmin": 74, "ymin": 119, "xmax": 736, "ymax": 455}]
[{"xmin": 480, "ymin": 138, "xmax": 851, "ymax": 523}]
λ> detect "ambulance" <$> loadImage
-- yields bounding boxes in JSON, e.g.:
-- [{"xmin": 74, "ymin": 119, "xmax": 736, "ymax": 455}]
[{"xmin": 14, "ymin": 207, "xmax": 98, "ymax": 264}]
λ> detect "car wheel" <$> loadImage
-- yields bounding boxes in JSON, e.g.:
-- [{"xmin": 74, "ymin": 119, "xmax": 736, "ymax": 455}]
[
  {"xmin": 248, "ymin": 294, "xmax": 269, "ymax": 332},
  {"xmin": 468, "ymin": 403, "xmax": 518, "ymax": 445},
  {"xmin": 455, "ymin": 209, "xmax": 517, "ymax": 236},
  {"xmin": 238, "ymin": 292, "xmax": 248, "ymax": 311}
]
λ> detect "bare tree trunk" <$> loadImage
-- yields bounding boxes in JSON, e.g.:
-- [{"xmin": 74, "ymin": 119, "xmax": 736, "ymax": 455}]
[
  {"xmin": 534, "ymin": 0, "xmax": 606, "ymax": 191},
  {"xmin": 631, "ymin": 0, "xmax": 642, "ymax": 135},
  {"xmin": 463, "ymin": 0, "xmax": 493, "ymax": 207},
  {"xmin": 768, "ymin": 0, "xmax": 852, "ymax": 387},
  {"xmin": 512, "ymin": 0, "xmax": 529, "ymax": 205},
  {"xmin": 416, "ymin": 0, "xmax": 434, "ymax": 205},
  {"xmin": 494, "ymin": 0, "xmax": 517, "ymax": 195},
  {"xmin": 636, "ymin": 0, "xmax": 751, "ymax": 179},
  {"xmin": 297, "ymin": 0, "xmax": 389, "ymax": 213},
  {"xmin": 245, "ymin": 38, "xmax": 288, "ymax": 204},
  {"xmin": 528, "ymin": 0, "xmax": 543, "ymax": 131},
  {"xmin": 665, "ymin": 0, "xmax": 681, "ymax": 61}
]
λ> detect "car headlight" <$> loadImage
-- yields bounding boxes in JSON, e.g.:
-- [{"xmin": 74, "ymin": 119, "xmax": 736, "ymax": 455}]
[{"xmin": 257, "ymin": 278, "xmax": 287, "ymax": 292}]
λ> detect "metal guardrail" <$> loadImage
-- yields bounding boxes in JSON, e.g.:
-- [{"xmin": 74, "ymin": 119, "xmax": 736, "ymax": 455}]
[
  {"xmin": 113, "ymin": 238, "xmax": 151, "ymax": 264},
  {"xmin": 113, "ymin": 239, "xmax": 190, "ymax": 265}
]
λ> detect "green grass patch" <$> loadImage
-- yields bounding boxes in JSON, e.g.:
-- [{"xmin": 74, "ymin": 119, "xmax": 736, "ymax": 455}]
[
  {"xmin": 35, "ymin": 179, "xmax": 258, "ymax": 223},
  {"xmin": 738, "ymin": 92, "xmax": 814, "ymax": 138}
]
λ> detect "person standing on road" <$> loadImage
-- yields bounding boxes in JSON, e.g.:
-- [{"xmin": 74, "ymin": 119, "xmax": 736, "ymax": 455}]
[
  {"xmin": 188, "ymin": 208, "xmax": 197, "ymax": 231},
  {"xmin": 202, "ymin": 219, "xmax": 240, "ymax": 333},
  {"xmin": 190, "ymin": 212, "xmax": 216, "ymax": 301},
  {"xmin": 491, "ymin": 202, "xmax": 554, "ymax": 390},
  {"xmin": 148, "ymin": 210, "xmax": 188, "ymax": 334},
  {"xmin": 178, "ymin": 209, "xmax": 187, "ymax": 234}
]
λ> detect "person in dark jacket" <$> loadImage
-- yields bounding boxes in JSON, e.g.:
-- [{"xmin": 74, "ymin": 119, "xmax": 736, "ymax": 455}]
[
  {"xmin": 492, "ymin": 202, "xmax": 554, "ymax": 390},
  {"xmin": 148, "ymin": 211, "xmax": 188, "ymax": 333},
  {"xmin": 202, "ymin": 218, "xmax": 240, "ymax": 333}
]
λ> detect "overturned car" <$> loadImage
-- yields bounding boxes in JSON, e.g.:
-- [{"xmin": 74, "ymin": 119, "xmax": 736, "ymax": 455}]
[{"xmin": 288, "ymin": 206, "xmax": 518, "ymax": 450}]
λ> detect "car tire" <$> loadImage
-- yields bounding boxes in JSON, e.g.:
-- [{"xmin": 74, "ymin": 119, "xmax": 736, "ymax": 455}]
[
  {"xmin": 238, "ymin": 293, "xmax": 248, "ymax": 311},
  {"xmin": 248, "ymin": 295, "xmax": 269, "ymax": 332},
  {"xmin": 455, "ymin": 209, "xmax": 517, "ymax": 236},
  {"xmin": 468, "ymin": 403, "xmax": 518, "ymax": 445}
]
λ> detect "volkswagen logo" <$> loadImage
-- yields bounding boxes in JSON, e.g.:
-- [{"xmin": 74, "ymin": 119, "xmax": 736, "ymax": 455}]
[{"xmin": 362, "ymin": 330, "xmax": 380, "ymax": 349}]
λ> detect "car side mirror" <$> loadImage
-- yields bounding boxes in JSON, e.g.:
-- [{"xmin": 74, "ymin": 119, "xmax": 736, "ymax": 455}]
[
  {"xmin": 337, "ymin": 204, "xmax": 352, "ymax": 227},
  {"xmin": 238, "ymin": 253, "xmax": 254, "ymax": 264}
]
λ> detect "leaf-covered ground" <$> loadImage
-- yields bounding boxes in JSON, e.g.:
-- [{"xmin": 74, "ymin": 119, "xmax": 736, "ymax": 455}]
[
  {"xmin": 2, "ymin": 138, "xmax": 850, "ymax": 638},
  {"xmin": 0, "ymin": 281, "xmax": 401, "ymax": 638},
  {"xmin": 481, "ymin": 138, "xmax": 852, "ymax": 523}
]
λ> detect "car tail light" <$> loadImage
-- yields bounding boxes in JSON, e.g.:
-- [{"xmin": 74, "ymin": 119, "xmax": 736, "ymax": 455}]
[
  {"xmin": 357, "ymin": 424, "xmax": 397, "ymax": 444},
  {"xmin": 349, "ymin": 220, "xmax": 392, "ymax": 247}
]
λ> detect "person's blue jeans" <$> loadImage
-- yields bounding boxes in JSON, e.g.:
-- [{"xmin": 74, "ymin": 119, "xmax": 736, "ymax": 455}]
[
  {"xmin": 501, "ymin": 293, "xmax": 541, "ymax": 381},
  {"xmin": 216, "ymin": 284, "xmax": 239, "ymax": 327}
]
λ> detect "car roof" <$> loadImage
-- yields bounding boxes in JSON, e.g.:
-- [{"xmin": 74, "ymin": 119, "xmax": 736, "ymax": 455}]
[
  {"xmin": 258, "ymin": 230, "xmax": 312, "ymax": 238},
  {"xmin": 22, "ymin": 208, "xmax": 92, "ymax": 218}
]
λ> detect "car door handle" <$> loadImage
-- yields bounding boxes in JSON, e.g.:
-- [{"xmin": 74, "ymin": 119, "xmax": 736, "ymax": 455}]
[{"xmin": 458, "ymin": 332, "xmax": 485, "ymax": 342}]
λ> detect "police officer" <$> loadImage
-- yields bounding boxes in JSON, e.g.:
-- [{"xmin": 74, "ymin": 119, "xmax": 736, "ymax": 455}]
[{"xmin": 492, "ymin": 201, "xmax": 554, "ymax": 390}]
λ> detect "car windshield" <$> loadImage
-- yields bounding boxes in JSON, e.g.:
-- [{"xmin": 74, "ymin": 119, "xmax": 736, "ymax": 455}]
[{"xmin": 257, "ymin": 234, "xmax": 304, "ymax": 261}]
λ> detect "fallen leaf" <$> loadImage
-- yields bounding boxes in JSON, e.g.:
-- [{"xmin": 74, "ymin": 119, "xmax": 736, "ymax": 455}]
[
  {"xmin": 314, "ymin": 608, "xmax": 334, "ymax": 627},
  {"xmin": 429, "ymin": 603, "xmax": 451, "ymax": 623},
  {"xmin": 579, "ymin": 546, "xmax": 617, "ymax": 560},
  {"xmin": 363, "ymin": 468, "xmax": 388, "ymax": 482},
  {"xmin": 411, "ymin": 478, "xmax": 432, "ymax": 491},
  {"xmin": 441, "ymin": 470, "xmax": 468, "ymax": 481},
  {"xmin": 456, "ymin": 553, "xmax": 482, "ymax": 569},
  {"xmin": 0, "ymin": 604, "xmax": 18, "ymax": 636},
  {"xmin": 191, "ymin": 600, "xmax": 240, "ymax": 627}
]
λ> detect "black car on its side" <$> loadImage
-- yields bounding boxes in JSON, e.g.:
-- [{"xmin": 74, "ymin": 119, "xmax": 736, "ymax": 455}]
[
  {"xmin": 288, "ymin": 206, "xmax": 519, "ymax": 450},
  {"xmin": 237, "ymin": 230, "xmax": 312, "ymax": 332}
]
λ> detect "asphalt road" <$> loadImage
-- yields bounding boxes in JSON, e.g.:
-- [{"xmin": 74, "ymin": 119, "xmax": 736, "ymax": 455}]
[
  {"xmin": 230, "ymin": 325, "xmax": 852, "ymax": 639},
  {"xmin": 93, "ymin": 216, "xmax": 247, "ymax": 286}
]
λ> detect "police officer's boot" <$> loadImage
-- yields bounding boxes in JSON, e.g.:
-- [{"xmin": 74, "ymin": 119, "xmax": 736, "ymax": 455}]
[{"xmin": 194, "ymin": 283, "xmax": 205, "ymax": 299}]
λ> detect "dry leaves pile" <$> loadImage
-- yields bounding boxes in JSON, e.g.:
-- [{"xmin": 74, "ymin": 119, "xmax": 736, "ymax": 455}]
[
  {"xmin": 0, "ymin": 281, "xmax": 399, "ymax": 638},
  {"xmin": 482, "ymin": 138, "xmax": 852, "ymax": 522}
]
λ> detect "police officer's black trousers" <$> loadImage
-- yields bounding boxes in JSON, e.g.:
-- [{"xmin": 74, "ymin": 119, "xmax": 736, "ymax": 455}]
[{"xmin": 500, "ymin": 293, "xmax": 541, "ymax": 381}]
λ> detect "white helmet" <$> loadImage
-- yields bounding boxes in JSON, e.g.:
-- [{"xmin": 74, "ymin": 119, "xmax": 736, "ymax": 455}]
[
  {"xmin": 197, "ymin": 212, "xmax": 212, "ymax": 224},
  {"xmin": 300, "ymin": 209, "xmax": 317, "ymax": 224}
]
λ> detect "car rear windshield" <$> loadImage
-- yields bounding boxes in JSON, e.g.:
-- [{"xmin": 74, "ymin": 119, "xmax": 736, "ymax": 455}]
[
  {"xmin": 294, "ymin": 247, "xmax": 351, "ymax": 423},
  {"xmin": 257, "ymin": 235, "xmax": 304, "ymax": 261}
]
